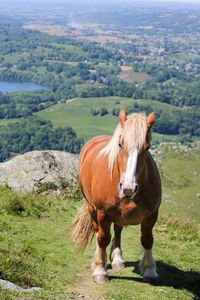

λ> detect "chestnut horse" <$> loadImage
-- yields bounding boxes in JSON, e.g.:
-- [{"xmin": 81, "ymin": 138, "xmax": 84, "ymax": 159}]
[{"xmin": 70, "ymin": 108, "xmax": 161, "ymax": 284}]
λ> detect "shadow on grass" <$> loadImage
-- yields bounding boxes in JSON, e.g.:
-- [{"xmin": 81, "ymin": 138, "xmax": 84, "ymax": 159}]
[{"xmin": 107, "ymin": 260, "xmax": 200, "ymax": 299}]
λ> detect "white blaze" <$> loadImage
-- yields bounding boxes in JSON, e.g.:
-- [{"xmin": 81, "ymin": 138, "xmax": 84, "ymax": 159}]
[{"xmin": 124, "ymin": 148, "xmax": 138, "ymax": 186}]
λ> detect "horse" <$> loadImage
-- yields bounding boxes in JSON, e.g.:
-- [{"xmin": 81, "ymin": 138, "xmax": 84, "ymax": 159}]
[{"xmin": 70, "ymin": 107, "xmax": 162, "ymax": 284}]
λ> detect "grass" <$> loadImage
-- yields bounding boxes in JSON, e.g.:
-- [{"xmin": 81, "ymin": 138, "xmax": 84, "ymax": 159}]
[
  {"xmin": 0, "ymin": 184, "xmax": 85, "ymax": 299},
  {"xmin": 118, "ymin": 67, "xmax": 152, "ymax": 83},
  {"xmin": 36, "ymin": 96, "xmax": 181, "ymax": 142},
  {"xmin": 49, "ymin": 43, "xmax": 86, "ymax": 56},
  {"xmin": 2, "ymin": 54, "xmax": 26, "ymax": 65},
  {"xmin": 154, "ymin": 144, "xmax": 200, "ymax": 223},
  {"xmin": 0, "ymin": 145, "xmax": 199, "ymax": 299},
  {"xmin": 0, "ymin": 118, "xmax": 20, "ymax": 126}
]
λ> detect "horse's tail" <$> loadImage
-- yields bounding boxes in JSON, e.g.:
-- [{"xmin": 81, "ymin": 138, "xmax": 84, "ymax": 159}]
[{"xmin": 68, "ymin": 201, "xmax": 95, "ymax": 252}]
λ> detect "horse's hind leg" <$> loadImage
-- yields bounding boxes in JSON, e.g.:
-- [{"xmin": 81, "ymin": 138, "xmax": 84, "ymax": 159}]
[
  {"xmin": 140, "ymin": 210, "xmax": 159, "ymax": 284},
  {"xmin": 92, "ymin": 210, "xmax": 111, "ymax": 283},
  {"xmin": 110, "ymin": 224, "xmax": 125, "ymax": 270}
]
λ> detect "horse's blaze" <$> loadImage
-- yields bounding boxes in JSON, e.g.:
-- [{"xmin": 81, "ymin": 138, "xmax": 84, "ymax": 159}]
[{"xmin": 119, "ymin": 148, "xmax": 138, "ymax": 199}]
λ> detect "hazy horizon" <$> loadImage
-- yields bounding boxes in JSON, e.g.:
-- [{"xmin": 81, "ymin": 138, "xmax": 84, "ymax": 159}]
[
  {"xmin": 2, "ymin": 0, "xmax": 200, "ymax": 4},
  {"xmin": 1, "ymin": 0, "xmax": 200, "ymax": 11}
]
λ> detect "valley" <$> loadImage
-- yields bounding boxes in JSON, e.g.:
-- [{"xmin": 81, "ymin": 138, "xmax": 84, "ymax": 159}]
[{"xmin": 0, "ymin": 4, "xmax": 200, "ymax": 162}]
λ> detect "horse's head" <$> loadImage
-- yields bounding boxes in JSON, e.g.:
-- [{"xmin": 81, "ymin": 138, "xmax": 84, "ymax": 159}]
[{"xmin": 117, "ymin": 108, "xmax": 155, "ymax": 200}]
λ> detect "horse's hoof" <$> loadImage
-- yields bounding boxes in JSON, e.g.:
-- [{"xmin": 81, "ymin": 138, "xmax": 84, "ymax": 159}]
[
  {"xmin": 143, "ymin": 276, "xmax": 158, "ymax": 285},
  {"xmin": 93, "ymin": 274, "xmax": 109, "ymax": 284},
  {"xmin": 112, "ymin": 262, "xmax": 125, "ymax": 270}
]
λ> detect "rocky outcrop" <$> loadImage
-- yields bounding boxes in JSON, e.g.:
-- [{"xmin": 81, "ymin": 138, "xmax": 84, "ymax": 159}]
[
  {"xmin": 0, "ymin": 279, "xmax": 42, "ymax": 293},
  {"xmin": 0, "ymin": 151, "xmax": 79, "ymax": 193}
]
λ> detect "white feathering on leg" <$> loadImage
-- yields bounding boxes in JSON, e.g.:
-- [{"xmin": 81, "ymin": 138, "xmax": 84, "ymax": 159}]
[{"xmin": 139, "ymin": 249, "xmax": 158, "ymax": 278}]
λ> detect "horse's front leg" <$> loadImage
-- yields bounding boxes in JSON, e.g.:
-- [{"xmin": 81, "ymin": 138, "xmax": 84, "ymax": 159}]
[
  {"xmin": 110, "ymin": 224, "xmax": 125, "ymax": 270},
  {"xmin": 139, "ymin": 210, "xmax": 159, "ymax": 284},
  {"xmin": 92, "ymin": 210, "xmax": 111, "ymax": 283}
]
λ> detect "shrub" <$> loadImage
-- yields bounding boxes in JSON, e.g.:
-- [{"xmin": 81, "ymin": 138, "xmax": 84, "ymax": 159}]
[
  {"xmin": 112, "ymin": 108, "xmax": 120, "ymax": 116},
  {"xmin": 100, "ymin": 107, "xmax": 109, "ymax": 116},
  {"xmin": 90, "ymin": 108, "xmax": 99, "ymax": 116}
]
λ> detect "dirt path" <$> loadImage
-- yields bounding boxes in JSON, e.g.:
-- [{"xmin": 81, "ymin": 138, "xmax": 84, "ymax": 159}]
[
  {"xmin": 66, "ymin": 98, "xmax": 77, "ymax": 104},
  {"xmin": 72, "ymin": 268, "xmax": 105, "ymax": 300}
]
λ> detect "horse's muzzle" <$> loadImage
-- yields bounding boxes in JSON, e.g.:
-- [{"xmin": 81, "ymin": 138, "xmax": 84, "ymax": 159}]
[
  {"xmin": 119, "ymin": 183, "xmax": 138, "ymax": 199},
  {"xmin": 123, "ymin": 187, "xmax": 134, "ymax": 197}
]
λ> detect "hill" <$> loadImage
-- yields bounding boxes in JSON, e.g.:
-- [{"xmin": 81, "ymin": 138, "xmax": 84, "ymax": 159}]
[
  {"xmin": 0, "ymin": 144, "xmax": 199, "ymax": 299},
  {"xmin": 36, "ymin": 96, "xmax": 182, "ymax": 143},
  {"xmin": 152, "ymin": 143, "xmax": 200, "ymax": 223}
]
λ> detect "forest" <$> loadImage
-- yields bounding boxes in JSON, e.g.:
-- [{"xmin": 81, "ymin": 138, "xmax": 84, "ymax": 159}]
[{"xmin": 0, "ymin": 117, "xmax": 84, "ymax": 162}]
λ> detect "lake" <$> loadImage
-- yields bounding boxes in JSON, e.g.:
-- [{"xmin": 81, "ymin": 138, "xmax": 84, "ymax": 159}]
[{"xmin": 0, "ymin": 81, "xmax": 49, "ymax": 93}]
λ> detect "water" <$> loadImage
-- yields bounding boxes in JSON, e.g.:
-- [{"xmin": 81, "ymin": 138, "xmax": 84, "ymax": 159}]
[{"xmin": 0, "ymin": 81, "xmax": 49, "ymax": 93}]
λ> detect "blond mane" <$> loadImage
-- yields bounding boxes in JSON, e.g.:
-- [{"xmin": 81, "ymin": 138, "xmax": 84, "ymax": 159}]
[{"xmin": 99, "ymin": 113, "xmax": 148, "ymax": 173}]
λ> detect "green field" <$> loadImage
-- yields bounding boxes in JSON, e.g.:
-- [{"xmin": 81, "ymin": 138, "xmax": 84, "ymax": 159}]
[
  {"xmin": 118, "ymin": 69, "xmax": 152, "ymax": 83},
  {"xmin": 37, "ymin": 96, "xmax": 180, "ymax": 142},
  {"xmin": 0, "ymin": 145, "xmax": 199, "ymax": 299},
  {"xmin": 0, "ymin": 118, "xmax": 20, "ymax": 126}
]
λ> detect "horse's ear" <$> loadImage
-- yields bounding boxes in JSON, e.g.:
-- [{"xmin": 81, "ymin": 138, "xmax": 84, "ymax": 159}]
[
  {"xmin": 119, "ymin": 107, "xmax": 127, "ymax": 127},
  {"xmin": 147, "ymin": 112, "xmax": 155, "ymax": 129}
]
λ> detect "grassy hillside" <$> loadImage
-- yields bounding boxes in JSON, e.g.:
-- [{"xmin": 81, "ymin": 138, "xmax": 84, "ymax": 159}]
[
  {"xmin": 0, "ymin": 145, "xmax": 199, "ymax": 299},
  {"xmin": 153, "ymin": 144, "xmax": 200, "ymax": 223},
  {"xmin": 36, "ymin": 96, "xmax": 181, "ymax": 142}
]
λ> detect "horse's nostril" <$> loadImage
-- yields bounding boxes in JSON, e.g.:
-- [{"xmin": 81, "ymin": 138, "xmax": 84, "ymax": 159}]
[{"xmin": 120, "ymin": 183, "xmax": 122, "ymax": 189}]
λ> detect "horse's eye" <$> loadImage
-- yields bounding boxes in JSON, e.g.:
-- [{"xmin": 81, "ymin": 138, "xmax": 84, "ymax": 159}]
[{"xmin": 119, "ymin": 143, "xmax": 122, "ymax": 149}]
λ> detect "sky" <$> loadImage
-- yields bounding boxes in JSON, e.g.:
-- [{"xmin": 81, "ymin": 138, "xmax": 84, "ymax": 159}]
[
  {"xmin": 2, "ymin": 0, "xmax": 200, "ymax": 9},
  {"xmin": 147, "ymin": 0, "xmax": 200, "ymax": 1},
  {"xmin": 43, "ymin": 0, "xmax": 200, "ymax": 2},
  {"xmin": 2, "ymin": 0, "xmax": 200, "ymax": 3},
  {"xmin": 49, "ymin": 0, "xmax": 200, "ymax": 2}
]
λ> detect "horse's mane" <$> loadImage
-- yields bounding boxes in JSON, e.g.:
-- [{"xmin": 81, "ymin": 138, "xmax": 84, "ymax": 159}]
[{"xmin": 99, "ymin": 113, "xmax": 148, "ymax": 173}]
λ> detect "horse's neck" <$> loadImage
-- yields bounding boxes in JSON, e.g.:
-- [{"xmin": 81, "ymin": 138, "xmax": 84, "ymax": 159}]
[{"xmin": 137, "ymin": 157, "xmax": 149, "ymax": 188}]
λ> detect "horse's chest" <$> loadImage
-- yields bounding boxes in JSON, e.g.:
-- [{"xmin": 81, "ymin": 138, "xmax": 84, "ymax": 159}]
[{"xmin": 114, "ymin": 200, "xmax": 144, "ymax": 226}]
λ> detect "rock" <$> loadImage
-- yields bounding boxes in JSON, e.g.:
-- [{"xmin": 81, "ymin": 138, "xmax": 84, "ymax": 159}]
[
  {"xmin": 0, "ymin": 151, "xmax": 79, "ymax": 193},
  {"xmin": 0, "ymin": 279, "xmax": 42, "ymax": 292}
]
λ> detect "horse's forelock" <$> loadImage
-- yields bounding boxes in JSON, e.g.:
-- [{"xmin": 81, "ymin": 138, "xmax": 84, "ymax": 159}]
[
  {"xmin": 99, "ymin": 113, "xmax": 147, "ymax": 174},
  {"xmin": 123, "ymin": 113, "xmax": 147, "ymax": 152}
]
